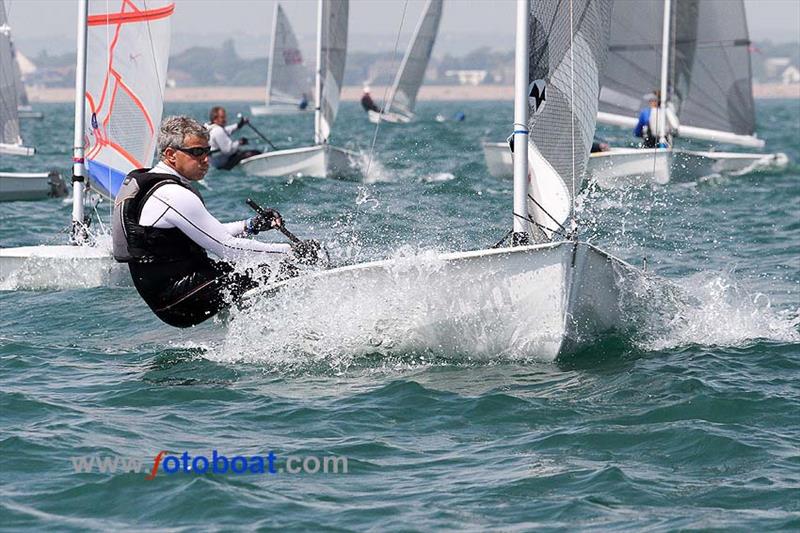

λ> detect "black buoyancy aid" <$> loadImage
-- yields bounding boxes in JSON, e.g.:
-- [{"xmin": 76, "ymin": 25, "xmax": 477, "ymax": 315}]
[{"xmin": 112, "ymin": 169, "xmax": 207, "ymax": 264}]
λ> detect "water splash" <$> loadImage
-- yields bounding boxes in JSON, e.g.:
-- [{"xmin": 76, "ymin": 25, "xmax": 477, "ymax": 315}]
[
  {"xmin": 215, "ymin": 247, "xmax": 582, "ymax": 368},
  {"xmin": 622, "ymin": 270, "xmax": 800, "ymax": 352},
  {"xmin": 209, "ymin": 244, "xmax": 800, "ymax": 372},
  {"xmin": 420, "ymin": 172, "xmax": 456, "ymax": 183},
  {"xmin": 0, "ymin": 235, "xmax": 131, "ymax": 291}
]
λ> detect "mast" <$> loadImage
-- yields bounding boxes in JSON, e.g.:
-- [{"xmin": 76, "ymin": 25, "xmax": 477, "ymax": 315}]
[
  {"xmin": 512, "ymin": 0, "xmax": 530, "ymax": 245},
  {"xmin": 657, "ymin": 0, "xmax": 671, "ymax": 146},
  {"xmin": 70, "ymin": 0, "xmax": 88, "ymax": 243},
  {"xmin": 265, "ymin": 2, "xmax": 279, "ymax": 108},
  {"xmin": 313, "ymin": 0, "xmax": 323, "ymax": 144}
]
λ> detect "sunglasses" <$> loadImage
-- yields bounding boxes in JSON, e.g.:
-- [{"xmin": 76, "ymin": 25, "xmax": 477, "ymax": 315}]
[{"xmin": 175, "ymin": 145, "xmax": 212, "ymax": 157}]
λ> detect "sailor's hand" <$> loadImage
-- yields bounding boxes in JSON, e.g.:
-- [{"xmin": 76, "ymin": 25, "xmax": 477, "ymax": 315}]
[
  {"xmin": 237, "ymin": 115, "xmax": 249, "ymax": 128},
  {"xmin": 246, "ymin": 208, "xmax": 282, "ymax": 234},
  {"xmin": 239, "ymin": 137, "xmax": 249, "ymax": 145},
  {"xmin": 291, "ymin": 239, "xmax": 323, "ymax": 265}
]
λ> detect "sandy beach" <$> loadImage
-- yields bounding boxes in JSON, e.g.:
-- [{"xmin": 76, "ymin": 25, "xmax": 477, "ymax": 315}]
[{"xmin": 27, "ymin": 83, "xmax": 799, "ymax": 103}]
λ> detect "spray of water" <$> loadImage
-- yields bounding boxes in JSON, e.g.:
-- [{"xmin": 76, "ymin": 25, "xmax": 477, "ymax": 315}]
[{"xmin": 209, "ymin": 248, "xmax": 798, "ymax": 372}]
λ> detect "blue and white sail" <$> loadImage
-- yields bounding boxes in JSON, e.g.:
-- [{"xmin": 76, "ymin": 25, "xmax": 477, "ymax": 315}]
[{"xmin": 83, "ymin": 0, "xmax": 174, "ymax": 200}]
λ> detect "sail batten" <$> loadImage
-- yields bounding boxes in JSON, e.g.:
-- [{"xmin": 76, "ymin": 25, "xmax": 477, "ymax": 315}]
[
  {"xmin": 385, "ymin": 0, "xmax": 443, "ymax": 118},
  {"xmin": 84, "ymin": 0, "xmax": 173, "ymax": 199}
]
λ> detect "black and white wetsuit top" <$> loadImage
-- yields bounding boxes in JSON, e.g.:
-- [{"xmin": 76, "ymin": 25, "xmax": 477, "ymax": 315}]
[
  {"xmin": 207, "ymin": 122, "xmax": 242, "ymax": 168},
  {"xmin": 138, "ymin": 161, "xmax": 291, "ymax": 260}
]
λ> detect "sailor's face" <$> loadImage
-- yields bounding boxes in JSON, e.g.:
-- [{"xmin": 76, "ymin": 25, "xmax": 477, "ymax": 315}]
[
  {"xmin": 215, "ymin": 110, "xmax": 227, "ymax": 126},
  {"xmin": 171, "ymin": 134, "xmax": 210, "ymax": 180}
]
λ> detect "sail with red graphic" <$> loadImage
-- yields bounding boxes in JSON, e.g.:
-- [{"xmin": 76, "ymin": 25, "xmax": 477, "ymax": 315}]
[{"xmin": 84, "ymin": 0, "xmax": 173, "ymax": 200}]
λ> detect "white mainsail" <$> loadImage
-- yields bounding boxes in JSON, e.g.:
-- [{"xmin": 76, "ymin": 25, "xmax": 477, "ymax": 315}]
[
  {"xmin": 0, "ymin": 0, "xmax": 32, "ymax": 156},
  {"xmin": 384, "ymin": 0, "xmax": 443, "ymax": 120},
  {"xmin": 598, "ymin": 0, "xmax": 762, "ymax": 147},
  {"xmin": 525, "ymin": 0, "xmax": 611, "ymax": 240},
  {"xmin": 241, "ymin": 0, "xmax": 357, "ymax": 179},
  {"xmin": 83, "ymin": 0, "xmax": 173, "ymax": 200},
  {"xmin": 266, "ymin": 4, "xmax": 310, "ymax": 108},
  {"xmin": 10, "ymin": 39, "xmax": 29, "ymax": 108},
  {"xmin": 316, "ymin": 0, "xmax": 348, "ymax": 144}
]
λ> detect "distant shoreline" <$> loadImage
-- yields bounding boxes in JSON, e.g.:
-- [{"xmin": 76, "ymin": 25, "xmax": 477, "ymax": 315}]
[{"xmin": 27, "ymin": 83, "xmax": 800, "ymax": 103}]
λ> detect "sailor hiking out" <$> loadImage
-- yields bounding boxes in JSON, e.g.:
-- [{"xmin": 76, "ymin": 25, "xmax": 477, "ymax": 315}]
[
  {"xmin": 206, "ymin": 106, "xmax": 261, "ymax": 170},
  {"xmin": 112, "ymin": 116, "xmax": 318, "ymax": 328},
  {"xmin": 360, "ymin": 86, "xmax": 380, "ymax": 113}
]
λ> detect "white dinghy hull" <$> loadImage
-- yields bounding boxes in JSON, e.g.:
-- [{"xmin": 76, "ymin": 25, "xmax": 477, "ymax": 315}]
[
  {"xmin": 483, "ymin": 141, "xmax": 788, "ymax": 187},
  {"xmin": 250, "ymin": 104, "xmax": 312, "ymax": 116},
  {"xmin": 482, "ymin": 141, "xmax": 513, "ymax": 179},
  {"xmin": 241, "ymin": 241, "xmax": 636, "ymax": 361},
  {"xmin": 367, "ymin": 109, "xmax": 412, "ymax": 124},
  {"xmin": 240, "ymin": 144, "xmax": 360, "ymax": 179},
  {"xmin": 588, "ymin": 147, "xmax": 671, "ymax": 188},
  {"xmin": 0, "ymin": 143, "xmax": 34, "ymax": 157},
  {"xmin": 0, "ymin": 171, "xmax": 67, "ymax": 202},
  {"xmin": 483, "ymin": 141, "xmax": 671, "ymax": 185},
  {"xmin": 0, "ymin": 244, "xmax": 129, "ymax": 290}
]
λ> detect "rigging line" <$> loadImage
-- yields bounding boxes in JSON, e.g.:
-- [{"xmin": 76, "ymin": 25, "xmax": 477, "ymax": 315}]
[
  {"xmin": 365, "ymin": 0, "xmax": 408, "ymax": 179},
  {"xmin": 568, "ymin": 0, "xmax": 576, "ymax": 224},
  {"xmin": 491, "ymin": 228, "xmax": 514, "ymax": 249},
  {"xmin": 105, "ymin": 0, "xmax": 111, "ymax": 216},
  {"xmin": 141, "ymin": 0, "xmax": 166, "ymax": 105},
  {"xmin": 513, "ymin": 211, "xmax": 566, "ymax": 241},
  {"xmin": 527, "ymin": 193, "xmax": 568, "ymax": 234}
]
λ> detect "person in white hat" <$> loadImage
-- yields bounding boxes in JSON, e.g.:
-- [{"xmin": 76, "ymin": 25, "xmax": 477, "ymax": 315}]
[{"xmin": 360, "ymin": 85, "xmax": 380, "ymax": 113}]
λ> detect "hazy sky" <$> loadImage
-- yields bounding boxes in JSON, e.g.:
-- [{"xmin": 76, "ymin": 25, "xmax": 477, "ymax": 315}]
[{"xmin": 5, "ymin": 0, "xmax": 800, "ymax": 58}]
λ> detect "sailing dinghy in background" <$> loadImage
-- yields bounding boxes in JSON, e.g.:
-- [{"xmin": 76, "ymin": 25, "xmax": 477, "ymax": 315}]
[
  {"xmin": 367, "ymin": 0, "xmax": 443, "ymax": 124},
  {"xmin": 250, "ymin": 3, "xmax": 312, "ymax": 116},
  {"xmin": 241, "ymin": 0, "xmax": 360, "ymax": 179},
  {"xmin": 11, "ymin": 37, "xmax": 43, "ymax": 119},
  {"xmin": 0, "ymin": 0, "xmax": 173, "ymax": 288},
  {"xmin": 238, "ymin": 0, "xmax": 645, "ymax": 361},
  {"xmin": 0, "ymin": 0, "xmax": 66, "ymax": 201},
  {"xmin": 0, "ymin": 0, "xmax": 33, "ymax": 157},
  {"xmin": 595, "ymin": 0, "xmax": 787, "ymax": 187},
  {"xmin": 484, "ymin": 0, "xmax": 787, "ymax": 187}
]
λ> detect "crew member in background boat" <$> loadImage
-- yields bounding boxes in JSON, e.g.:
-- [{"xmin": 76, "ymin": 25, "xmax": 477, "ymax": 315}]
[
  {"xmin": 206, "ymin": 106, "xmax": 261, "ymax": 170},
  {"xmin": 298, "ymin": 93, "xmax": 309, "ymax": 110},
  {"xmin": 112, "ymin": 116, "xmax": 318, "ymax": 328},
  {"xmin": 360, "ymin": 86, "xmax": 380, "ymax": 113},
  {"xmin": 634, "ymin": 91, "xmax": 679, "ymax": 148}
]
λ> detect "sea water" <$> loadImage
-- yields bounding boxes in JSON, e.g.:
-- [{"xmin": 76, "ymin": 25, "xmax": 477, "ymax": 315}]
[{"xmin": 0, "ymin": 100, "xmax": 798, "ymax": 530}]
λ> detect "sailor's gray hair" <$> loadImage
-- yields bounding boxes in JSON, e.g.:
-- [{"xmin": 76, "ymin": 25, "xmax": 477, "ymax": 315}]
[{"xmin": 157, "ymin": 115, "xmax": 209, "ymax": 158}]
